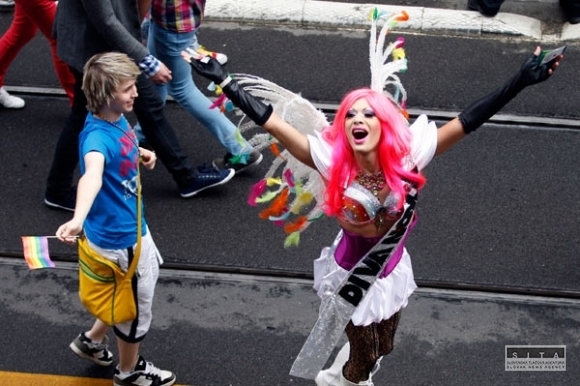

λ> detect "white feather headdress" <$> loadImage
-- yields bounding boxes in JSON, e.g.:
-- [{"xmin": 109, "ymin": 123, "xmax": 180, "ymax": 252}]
[{"xmin": 226, "ymin": 9, "xmax": 410, "ymax": 247}]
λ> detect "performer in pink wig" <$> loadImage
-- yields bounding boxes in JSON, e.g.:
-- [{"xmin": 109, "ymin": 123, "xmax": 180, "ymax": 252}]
[{"xmin": 185, "ymin": 9, "xmax": 563, "ymax": 386}]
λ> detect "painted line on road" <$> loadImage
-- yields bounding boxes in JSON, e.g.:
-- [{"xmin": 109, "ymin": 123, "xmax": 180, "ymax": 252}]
[{"xmin": 0, "ymin": 371, "xmax": 189, "ymax": 385}]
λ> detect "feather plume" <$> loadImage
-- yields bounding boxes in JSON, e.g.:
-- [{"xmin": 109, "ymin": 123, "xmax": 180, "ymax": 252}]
[
  {"xmin": 210, "ymin": 93, "xmax": 227, "ymax": 110},
  {"xmin": 247, "ymin": 179, "xmax": 267, "ymax": 206},
  {"xmin": 231, "ymin": 73, "xmax": 329, "ymax": 245},
  {"xmin": 237, "ymin": 8, "xmax": 410, "ymax": 246},
  {"xmin": 258, "ymin": 187, "xmax": 289, "ymax": 219},
  {"xmin": 284, "ymin": 232, "xmax": 301, "ymax": 248},
  {"xmin": 269, "ymin": 143, "xmax": 283, "ymax": 158},
  {"xmin": 256, "ymin": 190, "xmax": 280, "ymax": 204},
  {"xmin": 284, "ymin": 216, "xmax": 308, "ymax": 234},
  {"xmin": 290, "ymin": 191, "xmax": 314, "ymax": 214},
  {"xmin": 369, "ymin": 9, "xmax": 409, "ymax": 114}
]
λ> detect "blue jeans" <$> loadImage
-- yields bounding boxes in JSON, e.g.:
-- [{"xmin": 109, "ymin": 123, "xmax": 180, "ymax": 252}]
[{"xmin": 148, "ymin": 22, "xmax": 249, "ymax": 156}]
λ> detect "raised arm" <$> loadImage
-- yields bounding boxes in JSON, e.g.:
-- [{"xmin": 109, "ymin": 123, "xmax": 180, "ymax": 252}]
[
  {"xmin": 184, "ymin": 52, "xmax": 315, "ymax": 168},
  {"xmin": 435, "ymin": 46, "xmax": 563, "ymax": 156}
]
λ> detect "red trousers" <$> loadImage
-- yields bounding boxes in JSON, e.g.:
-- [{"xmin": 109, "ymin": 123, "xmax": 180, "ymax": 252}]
[{"xmin": 0, "ymin": 0, "xmax": 74, "ymax": 104}]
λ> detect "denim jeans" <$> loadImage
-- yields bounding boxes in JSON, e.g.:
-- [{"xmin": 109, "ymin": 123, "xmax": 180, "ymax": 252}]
[
  {"xmin": 148, "ymin": 22, "xmax": 250, "ymax": 156},
  {"xmin": 45, "ymin": 68, "xmax": 197, "ymax": 199}
]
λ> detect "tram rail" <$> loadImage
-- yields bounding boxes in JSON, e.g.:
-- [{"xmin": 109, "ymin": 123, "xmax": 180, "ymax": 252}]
[
  {"xmin": 4, "ymin": 86, "xmax": 578, "ymax": 302},
  {"xmin": 2, "ymin": 252, "xmax": 580, "ymax": 303},
  {"xmin": 5, "ymin": 85, "xmax": 580, "ymax": 131}
]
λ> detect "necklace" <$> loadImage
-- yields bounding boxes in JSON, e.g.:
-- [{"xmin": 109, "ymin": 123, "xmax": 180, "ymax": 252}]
[
  {"xmin": 94, "ymin": 114, "xmax": 138, "ymax": 147},
  {"xmin": 355, "ymin": 170, "xmax": 385, "ymax": 197}
]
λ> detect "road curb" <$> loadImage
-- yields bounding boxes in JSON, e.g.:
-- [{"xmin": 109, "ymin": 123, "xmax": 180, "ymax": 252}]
[{"xmin": 205, "ymin": 0, "xmax": 580, "ymax": 41}]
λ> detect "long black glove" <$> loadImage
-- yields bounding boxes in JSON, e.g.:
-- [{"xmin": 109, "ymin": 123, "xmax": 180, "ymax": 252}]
[
  {"xmin": 458, "ymin": 51, "xmax": 553, "ymax": 133},
  {"xmin": 188, "ymin": 56, "xmax": 273, "ymax": 126}
]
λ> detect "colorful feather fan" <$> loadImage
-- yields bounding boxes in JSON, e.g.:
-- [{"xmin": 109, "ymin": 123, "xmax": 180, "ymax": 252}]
[{"xmin": 232, "ymin": 9, "xmax": 411, "ymax": 246}]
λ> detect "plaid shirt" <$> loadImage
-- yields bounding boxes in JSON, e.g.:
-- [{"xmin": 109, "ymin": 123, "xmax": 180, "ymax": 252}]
[
  {"xmin": 151, "ymin": 0, "xmax": 206, "ymax": 33},
  {"xmin": 138, "ymin": 54, "xmax": 161, "ymax": 78}
]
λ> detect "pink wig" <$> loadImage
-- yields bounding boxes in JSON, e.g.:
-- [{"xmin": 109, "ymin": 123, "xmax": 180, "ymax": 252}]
[{"xmin": 322, "ymin": 88, "xmax": 426, "ymax": 217}]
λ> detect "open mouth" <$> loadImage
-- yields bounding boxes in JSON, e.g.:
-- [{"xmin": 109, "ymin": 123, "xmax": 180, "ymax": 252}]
[{"xmin": 352, "ymin": 128, "xmax": 368, "ymax": 141}]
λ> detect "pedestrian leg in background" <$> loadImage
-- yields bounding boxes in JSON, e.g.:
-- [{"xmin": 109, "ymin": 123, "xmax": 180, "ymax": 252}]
[
  {"xmin": 147, "ymin": 21, "xmax": 262, "ymax": 175},
  {"xmin": 0, "ymin": 0, "xmax": 75, "ymax": 109},
  {"xmin": 560, "ymin": 0, "xmax": 580, "ymax": 23},
  {"xmin": 0, "ymin": 1, "xmax": 33, "ymax": 109},
  {"xmin": 132, "ymin": 74, "xmax": 235, "ymax": 197},
  {"xmin": 467, "ymin": 0, "xmax": 506, "ymax": 16},
  {"xmin": 16, "ymin": 0, "xmax": 75, "ymax": 103},
  {"xmin": 44, "ymin": 69, "xmax": 85, "ymax": 211}
]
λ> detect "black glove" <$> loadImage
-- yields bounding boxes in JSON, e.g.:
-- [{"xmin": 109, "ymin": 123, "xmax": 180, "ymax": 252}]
[
  {"xmin": 188, "ymin": 55, "xmax": 230, "ymax": 84},
  {"xmin": 188, "ymin": 56, "xmax": 273, "ymax": 126},
  {"xmin": 458, "ymin": 51, "xmax": 553, "ymax": 133}
]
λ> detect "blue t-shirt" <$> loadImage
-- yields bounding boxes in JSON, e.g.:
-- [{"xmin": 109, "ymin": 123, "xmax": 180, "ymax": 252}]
[{"xmin": 79, "ymin": 113, "xmax": 147, "ymax": 249}]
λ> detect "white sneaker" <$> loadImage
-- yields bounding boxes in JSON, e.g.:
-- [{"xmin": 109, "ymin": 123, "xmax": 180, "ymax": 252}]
[
  {"xmin": 113, "ymin": 355, "xmax": 176, "ymax": 386},
  {"xmin": 0, "ymin": 87, "xmax": 25, "ymax": 109},
  {"xmin": 0, "ymin": 0, "xmax": 15, "ymax": 11}
]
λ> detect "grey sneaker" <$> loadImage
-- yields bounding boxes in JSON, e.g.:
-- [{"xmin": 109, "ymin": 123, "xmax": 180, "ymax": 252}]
[
  {"xmin": 114, "ymin": 355, "xmax": 176, "ymax": 386},
  {"xmin": 212, "ymin": 149, "xmax": 263, "ymax": 174},
  {"xmin": 69, "ymin": 332, "xmax": 113, "ymax": 366},
  {"xmin": 0, "ymin": 87, "xmax": 25, "ymax": 109}
]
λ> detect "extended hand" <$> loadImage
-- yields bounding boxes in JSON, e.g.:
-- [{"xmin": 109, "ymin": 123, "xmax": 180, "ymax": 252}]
[
  {"xmin": 150, "ymin": 63, "xmax": 172, "ymax": 84},
  {"xmin": 139, "ymin": 147, "xmax": 156, "ymax": 170},
  {"xmin": 459, "ymin": 46, "xmax": 563, "ymax": 134},
  {"xmin": 181, "ymin": 50, "xmax": 229, "ymax": 85},
  {"xmin": 181, "ymin": 50, "xmax": 273, "ymax": 126},
  {"xmin": 56, "ymin": 220, "xmax": 83, "ymax": 245},
  {"xmin": 518, "ymin": 46, "xmax": 563, "ymax": 87}
]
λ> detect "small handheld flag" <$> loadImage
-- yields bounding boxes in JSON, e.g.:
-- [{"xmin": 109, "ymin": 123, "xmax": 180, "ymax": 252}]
[{"xmin": 21, "ymin": 236, "xmax": 55, "ymax": 269}]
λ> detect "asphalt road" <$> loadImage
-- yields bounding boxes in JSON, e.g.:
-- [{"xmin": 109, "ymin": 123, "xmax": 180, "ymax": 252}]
[
  {"xmin": 2, "ymin": 17, "xmax": 579, "ymax": 292},
  {"xmin": 1, "ymin": 4, "xmax": 579, "ymax": 386}
]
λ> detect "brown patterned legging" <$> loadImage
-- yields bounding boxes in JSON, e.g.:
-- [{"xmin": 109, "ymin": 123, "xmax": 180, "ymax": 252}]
[{"xmin": 342, "ymin": 311, "xmax": 402, "ymax": 383}]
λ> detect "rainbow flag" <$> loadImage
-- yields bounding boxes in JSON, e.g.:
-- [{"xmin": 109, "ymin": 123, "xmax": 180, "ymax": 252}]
[{"xmin": 21, "ymin": 236, "xmax": 55, "ymax": 269}]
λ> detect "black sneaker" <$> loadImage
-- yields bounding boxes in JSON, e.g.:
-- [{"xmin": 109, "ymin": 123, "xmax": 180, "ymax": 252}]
[
  {"xmin": 69, "ymin": 332, "xmax": 113, "ymax": 366},
  {"xmin": 212, "ymin": 149, "xmax": 263, "ymax": 174},
  {"xmin": 114, "ymin": 355, "xmax": 176, "ymax": 386},
  {"xmin": 179, "ymin": 165, "xmax": 235, "ymax": 198},
  {"xmin": 44, "ymin": 189, "xmax": 76, "ymax": 212}
]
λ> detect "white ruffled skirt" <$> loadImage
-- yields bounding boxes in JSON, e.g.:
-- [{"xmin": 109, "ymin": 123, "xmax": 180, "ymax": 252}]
[{"xmin": 313, "ymin": 243, "xmax": 417, "ymax": 326}]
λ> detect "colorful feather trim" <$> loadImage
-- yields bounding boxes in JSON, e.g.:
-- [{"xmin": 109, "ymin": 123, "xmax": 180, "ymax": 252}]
[
  {"xmin": 284, "ymin": 216, "xmax": 308, "ymax": 234},
  {"xmin": 247, "ymin": 179, "xmax": 267, "ymax": 206},
  {"xmin": 258, "ymin": 187, "xmax": 289, "ymax": 220},
  {"xmin": 284, "ymin": 232, "xmax": 301, "ymax": 248},
  {"xmin": 241, "ymin": 8, "xmax": 411, "ymax": 248}
]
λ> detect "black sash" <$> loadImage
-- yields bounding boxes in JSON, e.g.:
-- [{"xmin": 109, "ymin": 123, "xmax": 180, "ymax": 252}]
[{"xmin": 290, "ymin": 186, "xmax": 418, "ymax": 379}]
